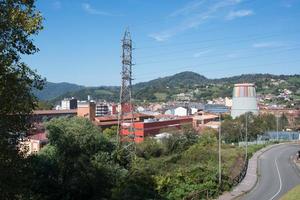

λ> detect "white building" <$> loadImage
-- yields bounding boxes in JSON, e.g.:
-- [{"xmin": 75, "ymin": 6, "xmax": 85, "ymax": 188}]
[
  {"xmin": 174, "ymin": 106, "xmax": 188, "ymax": 116},
  {"xmin": 61, "ymin": 98, "xmax": 77, "ymax": 110},
  {"xmin": 191, "ymin": 107, "xmax": 198, "ymax": 115}
]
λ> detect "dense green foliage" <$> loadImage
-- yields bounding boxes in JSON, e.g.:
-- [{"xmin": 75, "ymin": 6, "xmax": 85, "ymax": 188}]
[
  {"xmin": 132, "ymin": 128, "xmax": 245, "ymax": 199},
  {"xmin": 36, "ymin": 100, "xmax": 54, "ymax": 110},
  {"xmin": 22, "ymin": 117, "xmax": 249, "ymax": 200},
  {"xmin": 29, "ymin": 117, "xmax": 123, "ymax": 200},
  {"xmin": 42, "ymin": 71, "xmax": 300, "ymax": 103},
  {"xmin": 0, "ymin": 0, "xmax": 44, "ymax": 199},
  {"xmin": 221, "ymin": 113, "xmax": 289, "ymax": 143},
  {"xmin": 52, "ymin": 86, "xmax": 120, "ymax": 103}
]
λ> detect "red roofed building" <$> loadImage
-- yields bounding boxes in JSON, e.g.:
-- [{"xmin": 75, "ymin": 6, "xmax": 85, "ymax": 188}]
[
  {"xmin": 95, "ymin": 113, "xmax": 154, "ymax": 129},
  {"xmin": 121, "ymin": 117, "xmax": 193, "ymax": 142},
  {"xmin": 31, "ymin": 109, "xmax": 77, "ymax": 123}
]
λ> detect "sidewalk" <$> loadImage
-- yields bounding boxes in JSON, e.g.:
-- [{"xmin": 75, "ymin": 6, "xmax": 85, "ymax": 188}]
[
  {"xmin": 217, "ymin": 143, "xmax": 281, "ymax": 200},
  {"xmin": 292, "ymin": 154, "xmax": 300, "ymax": 170}
]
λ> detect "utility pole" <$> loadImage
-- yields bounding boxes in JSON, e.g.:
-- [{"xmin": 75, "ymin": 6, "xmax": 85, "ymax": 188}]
[
  {"xmin": 117, "ymin": 29, "xmax": 135, "ymax": 148},
  {"xmin": 276, "ymin": 114, "xmax": 279, "ymax": 141},
  {"xmin": 218, "ymin": 113, "xmax": 222, "ymax": 185},
  {"xmin": 245, "ymin": 113, "xmax": 248, "ymax": 161}
]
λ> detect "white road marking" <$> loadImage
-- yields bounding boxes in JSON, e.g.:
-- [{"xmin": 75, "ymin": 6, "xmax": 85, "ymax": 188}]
[{"xmin": 268, "ymin": 156, "xmax": 282, "ymax": 200}]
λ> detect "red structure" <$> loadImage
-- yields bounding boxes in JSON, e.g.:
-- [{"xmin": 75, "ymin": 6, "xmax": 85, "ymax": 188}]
[
  {"xmin": 121, "ymin": 103, "xmax": 133, "ymax": 114},
  {"xmin": 95, "ymin": 113, "xmax": 154, "ymax": 129},
  {"xmin": 121, "ymin": 117, "xmax": 193, "ymax": 142},
  {"xmin": 111, "ymin": 104, "xmax": 117, "ymax": 115}
]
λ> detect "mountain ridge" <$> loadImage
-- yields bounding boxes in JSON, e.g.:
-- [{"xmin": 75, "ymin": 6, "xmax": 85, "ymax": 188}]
[{"xmin": 35, "ymin": 71, "xmax": 300, "ymax": 102}]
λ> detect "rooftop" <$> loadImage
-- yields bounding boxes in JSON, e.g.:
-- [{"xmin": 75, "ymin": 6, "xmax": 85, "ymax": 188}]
[
  {"xmin": 28, "ymin": 132, "xmax": 48, "ymax": 141},
  {"xmin": 33, "ymin": 109, "xmax": 77, "ymax": 115},
  {"xmin": 234, "ymin": 83, "xmax": 255, "ymax": 87},
  {"xmin": 95, "ymin": 113, "xmax": 154, "ymax": 122}
]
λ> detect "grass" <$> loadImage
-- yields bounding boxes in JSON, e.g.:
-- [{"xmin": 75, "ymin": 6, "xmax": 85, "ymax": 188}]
[
  {"xmin": 247, "ymin": 144, "xmax": 267, "ymax": 158},
  {"xmin": 279, "ymin": 185, "xmax": 300, "ymax": 200}
]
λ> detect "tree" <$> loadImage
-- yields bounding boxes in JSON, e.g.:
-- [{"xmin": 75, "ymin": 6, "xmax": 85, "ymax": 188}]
[
  {"xmin": 36, "ymin": 100, "xmax": 53, "ymax": 110},
  {"xmin": 103, "ymin": 125, "xmax": 118, "ymax": 139},
  {"xmin": 279, "ymin": 113, "xmax": 289, "ymax": 130},
  {"xmin": 0, "ymin": 0, "xmax": 44, "ymax": 199},
  {"xmin": 112, "ymin": 169, "xmax": 162, "ymax": 200},
  {"xmin": 221, "ymin": 119, "xmax": 240, "ymax": 143},
  {"xmin": 29, "ymin": 117, "xmax": 122, "ymax": 200}
]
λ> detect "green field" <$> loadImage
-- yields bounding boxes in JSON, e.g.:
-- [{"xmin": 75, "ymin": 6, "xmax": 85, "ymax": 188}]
[{"xmin": 280, "ymin": 185, "xmax": 300, "ymax": 200}]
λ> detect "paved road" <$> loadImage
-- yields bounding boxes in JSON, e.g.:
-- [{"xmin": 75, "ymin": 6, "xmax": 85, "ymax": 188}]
[{"xmin": 242, "ymin": 144, "xmax": 300, "ymax": 200}]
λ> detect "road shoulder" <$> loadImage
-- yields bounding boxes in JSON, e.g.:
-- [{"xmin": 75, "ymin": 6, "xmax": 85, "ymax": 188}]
[{"xmin": 218, "ymin": 143, "xmax": 283, "ymax": 200}]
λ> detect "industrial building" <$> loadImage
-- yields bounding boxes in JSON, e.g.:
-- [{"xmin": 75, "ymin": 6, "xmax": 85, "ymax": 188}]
[
  {"xmin": 231, "ymin": 83, "xmax": 258, "ymax": 118},
  {"xmin": 31, "ymin": 109, "xmax": 77, "ymax": 122},
  {"xmin": 95, "ymin": 113, "xmax": 154, "ymax": 129},
  {"xmin": 120, "ymin": 117, "xmax": 193, "ymax": 142}
]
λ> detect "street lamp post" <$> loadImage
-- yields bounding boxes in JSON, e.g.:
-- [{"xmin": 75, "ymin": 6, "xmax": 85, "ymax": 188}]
[
  {"xmin": 219, "ymin": 113, "xmax": 222, "ymax": 185},
  {"xmin": 245, "ymin": 113, "xmax": 248, "ymax": 161},
  {"xmin": 276, "ymin": 114, "xmax": 279, "ymax": 141},
  {"xmin": 210, "ymin": 108, "xmax": 227, "ymax": 186}
]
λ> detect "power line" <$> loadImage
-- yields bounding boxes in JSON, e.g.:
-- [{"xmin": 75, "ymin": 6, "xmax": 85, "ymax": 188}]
[
  {"xmin": 134, "ymin": 16, "xmax": 300, "ymax": 48},
  {"xmin": 129, "ymin": 0, "xmax": 271, "ymax": 40},
  {"xmin": 128, "ymin": 0, "xmax": 260, "ymax": 29},
  {"xmin": 134, "ymin": 31, "xmax": 299, "ymax": 61},
  {"xmin": 136, "ymin": 30, "xmax": 299, "ymax": 51},
  {"xmin": 135, "ymin": 45, "xmax": 300, "ymax": 67},
  {"xmin": 133, "ymin": 58, "xmax": 300, "ymax": 81}
]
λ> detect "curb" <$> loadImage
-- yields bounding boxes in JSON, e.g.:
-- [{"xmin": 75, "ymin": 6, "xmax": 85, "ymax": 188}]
[{"xmin": 217, "ymin": 143, "xmax": 286, "ymax": 200}]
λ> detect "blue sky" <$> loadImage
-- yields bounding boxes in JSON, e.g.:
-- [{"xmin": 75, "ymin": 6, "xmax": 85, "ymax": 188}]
[{"xmin": 24, "ymin": 0, "xmax": 300, "ymax": 86}]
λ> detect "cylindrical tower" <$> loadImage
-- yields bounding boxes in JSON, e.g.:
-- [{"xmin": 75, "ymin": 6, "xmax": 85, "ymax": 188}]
[{"xmin": 231, "ymin": 83, "xmax": 258, "ymax": 118}]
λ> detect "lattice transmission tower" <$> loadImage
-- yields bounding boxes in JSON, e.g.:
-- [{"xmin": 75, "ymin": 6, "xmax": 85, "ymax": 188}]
[{"xmin": 117, "ymin": 29, "xmax": 135, "ymax": 145}]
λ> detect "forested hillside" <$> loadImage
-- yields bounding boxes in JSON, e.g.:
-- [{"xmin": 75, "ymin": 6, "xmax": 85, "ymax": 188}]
[
  {"xmin": 39, "ymin": 72, "xmax": 300, "ymax": 103},
  {"xmin": 34, "ymin": 82, "xmax": 84, "ymax": 100}
]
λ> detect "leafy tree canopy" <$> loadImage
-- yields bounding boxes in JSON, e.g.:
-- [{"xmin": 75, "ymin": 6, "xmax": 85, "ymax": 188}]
[{"xmin": 0, "ymin": 0, "xmax": 44, "ymax": 199}]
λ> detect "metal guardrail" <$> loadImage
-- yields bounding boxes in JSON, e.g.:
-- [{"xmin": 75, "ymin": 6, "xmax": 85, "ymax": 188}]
[{"xmin": 231, "ymin": 159, "xmax": 249, "ymax": 186}]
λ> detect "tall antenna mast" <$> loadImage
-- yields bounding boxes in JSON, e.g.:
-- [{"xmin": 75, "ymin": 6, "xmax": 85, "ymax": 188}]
[{"xmin": 117, "ymin": 29, "xmax": 135, "ymax": 145}]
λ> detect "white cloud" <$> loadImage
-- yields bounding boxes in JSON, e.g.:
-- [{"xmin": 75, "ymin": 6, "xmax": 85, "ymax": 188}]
[
  {"xmin": 82, "ymin": 3, "xmax": 122, "ymax": 16},
  {"xmin": 149, "ymin": 0, "xmax": 247, "ymax": 42},
  {"xmin": 193, "ymin": 50, "xmax": 212, "ymax": 57},
  {"xmin": 148, "ymin": 32, "xmax": 173, "ymax": 42},
  {"xmin": 169, "ymin": 0, "xmax": 206, "ymax": 17},
  {"xmin": 226, "ymin": 9, "xmax": 254, "ymax": 20},
  {"xmin": 252, "ymin": 42, "xmax": 284, "ymax": 48}
]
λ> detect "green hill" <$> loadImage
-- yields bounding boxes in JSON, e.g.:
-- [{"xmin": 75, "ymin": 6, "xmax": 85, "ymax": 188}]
[
  {"xmin": 34, "ymin": 82, "xmax": 84, "ymax": 100},
  {"xmin": 38, "ymin": 71, "xmax": 300, "ymax": 103}
]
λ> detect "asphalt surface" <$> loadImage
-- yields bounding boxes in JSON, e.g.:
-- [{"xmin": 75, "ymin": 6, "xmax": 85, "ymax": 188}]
[{"xmin": 242, "ymin": 144, "xmax": 300, "ymax": 200}]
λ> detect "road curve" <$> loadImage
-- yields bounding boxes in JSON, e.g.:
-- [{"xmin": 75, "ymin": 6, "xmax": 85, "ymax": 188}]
[{"xmin": 242, "ymin": 144, "xmax": 300, "ymax": 200}]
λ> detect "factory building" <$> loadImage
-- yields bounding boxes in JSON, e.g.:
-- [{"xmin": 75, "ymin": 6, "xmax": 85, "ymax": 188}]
[
  {"xmin": 120, "ymin": 117, "xmax": 193, "ymax": 142},
  {"xmin": 231, "ymin": 83, "xmax": 258, "ymax": 118}
]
